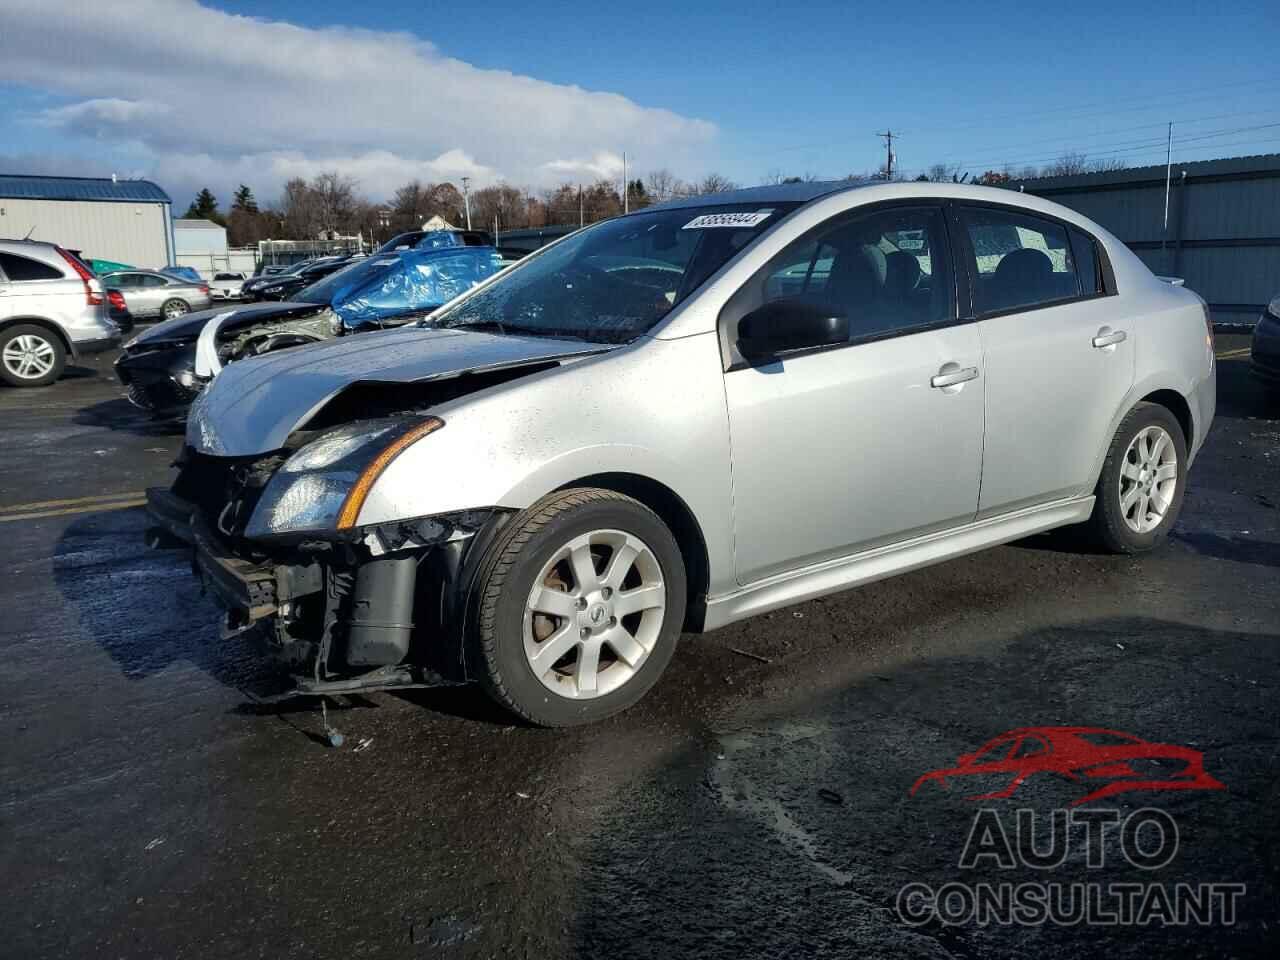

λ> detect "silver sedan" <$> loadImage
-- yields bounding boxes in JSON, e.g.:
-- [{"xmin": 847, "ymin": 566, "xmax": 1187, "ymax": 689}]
[
  {"xmin": 159, "ymin": 181, "xmax": 1215, "ymax": 727},
  {"xmin": 101, "ymin": 270, "xmax": 211, "ymax": 321}
]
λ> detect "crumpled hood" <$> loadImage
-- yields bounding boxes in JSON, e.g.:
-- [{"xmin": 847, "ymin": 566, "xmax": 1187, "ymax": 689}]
[
  {"xmin": 128, "ymin": 301, "xmax": 323, "ymax": 345},
  {"xmin": 186, "ymin": 325, "xmax": 608, "ymax": 456}
]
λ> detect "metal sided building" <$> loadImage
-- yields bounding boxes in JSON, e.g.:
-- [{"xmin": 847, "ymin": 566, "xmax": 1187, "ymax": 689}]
[
  {"xmin": 1011, "ymin": 154, "xmax": 1280, "ymax": 328},
  {"xmin": 0, "ymin": 174, "xmax": 175, "ymax": 268}
]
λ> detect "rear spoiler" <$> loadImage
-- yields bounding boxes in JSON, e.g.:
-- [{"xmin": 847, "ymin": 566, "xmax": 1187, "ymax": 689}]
[{"xmin": 1155, "ymin": 276, "xmax": 1185, "ymax": 287}]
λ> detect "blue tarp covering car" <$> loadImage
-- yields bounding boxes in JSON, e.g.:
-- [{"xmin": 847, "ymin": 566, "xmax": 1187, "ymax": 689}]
[{"xmin": 302, "ymin": 245, "xmax": 506, "ymax": 331}]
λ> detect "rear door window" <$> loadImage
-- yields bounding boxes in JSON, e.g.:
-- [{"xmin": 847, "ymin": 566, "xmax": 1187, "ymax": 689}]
[
  {"xmin": 0, "ymin": 253, "xmax": 64, "ymax": 282},
  {"xmin": 960, "ymin": 206, "xmax": 1081, "ymax": 314}
]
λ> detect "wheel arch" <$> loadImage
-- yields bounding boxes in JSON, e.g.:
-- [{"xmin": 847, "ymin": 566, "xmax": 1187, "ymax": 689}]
[
  {"xmin": 1090, "ymin": 376, "xmax": 1197, "ymax": 490},
  {"xmin": 0, "ymin": 316, "xmax": 73, "ymax": 357},
  {"xmin": 557, "ymin": 471, "xmax": 711, "ymax": 632},
  {"xmin": 1138, "ymin": 388, "xmax": 1194, "ymax": 451}
]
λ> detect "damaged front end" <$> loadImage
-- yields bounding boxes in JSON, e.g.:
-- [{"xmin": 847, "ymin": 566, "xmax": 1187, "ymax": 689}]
[{"xmin": 147, "ymin": 414, "xmax": 506, "ymax": 698}]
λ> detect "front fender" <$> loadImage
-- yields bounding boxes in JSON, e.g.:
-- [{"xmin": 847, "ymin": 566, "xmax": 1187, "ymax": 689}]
[{"xmin": 354, "ymin": 333, "xmax": 739, "ymax": 595}]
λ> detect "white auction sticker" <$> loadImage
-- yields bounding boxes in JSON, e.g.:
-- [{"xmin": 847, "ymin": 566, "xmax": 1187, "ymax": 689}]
[{"xmin": 682, "ymin": 209, "xmax": 774, "ymax": 230}]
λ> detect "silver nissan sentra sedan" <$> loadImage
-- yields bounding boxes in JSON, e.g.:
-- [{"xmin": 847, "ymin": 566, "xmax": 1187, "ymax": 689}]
[{"xmin": 148, "ymin": 180, "xmax": 1216, "ymax": 726}]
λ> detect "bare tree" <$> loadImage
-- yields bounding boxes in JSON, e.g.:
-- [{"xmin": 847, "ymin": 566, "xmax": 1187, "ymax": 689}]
[
  {"xmin": 1045, "ymin": 152, "xmax": 1090, "ymax": 177},
  {"xmin": 643, "ymin": 168, "xmax": 682, "ymax": 202},
  {"xmin": 311, "ymin": 171, "xmax": 359, "ymax": 236},
  {"xmin": 694, "ymin": 173, "xmax": 738, "ymax": 194}
]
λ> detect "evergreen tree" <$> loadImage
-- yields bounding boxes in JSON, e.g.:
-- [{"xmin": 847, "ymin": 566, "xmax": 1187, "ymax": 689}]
[
  {"xmin": 184, "ymin": 188, "xmax": 221, "ymax": 222},
  {"xmin": 231, "ymin": 184, "xmax": 258, "ymax": 213}
]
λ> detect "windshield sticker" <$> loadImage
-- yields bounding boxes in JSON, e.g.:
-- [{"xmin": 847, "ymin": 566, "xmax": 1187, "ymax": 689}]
[{"xmin": 682, "ymin": 209, "xmax": 774, "ymax": 230}]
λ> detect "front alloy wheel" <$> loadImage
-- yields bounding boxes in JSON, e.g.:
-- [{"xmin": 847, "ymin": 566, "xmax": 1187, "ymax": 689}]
[
  {"xmin": 473, "ymin": 488, "xmax": 686, "ymax": 726},
  {"xmin": 523, "ymin": 529, "xmax": 667, "ymax": 699}
]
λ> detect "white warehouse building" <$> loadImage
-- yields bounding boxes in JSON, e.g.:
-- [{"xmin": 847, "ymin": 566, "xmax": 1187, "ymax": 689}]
[{"xmin": 0, "ymin": 174, "xmax": 175, "ymax": 268}]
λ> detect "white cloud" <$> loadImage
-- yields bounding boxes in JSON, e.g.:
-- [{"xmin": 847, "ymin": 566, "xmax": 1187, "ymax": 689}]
[
  {"xmin": 541, "ymin": 151, "xmax": 626, "ymax": 183},
  {"xmin": 0, "ymin": 0, "xmax": 717, "ymax": 203}
]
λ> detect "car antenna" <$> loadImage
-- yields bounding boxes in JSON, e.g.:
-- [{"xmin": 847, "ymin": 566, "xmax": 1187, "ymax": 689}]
[{"xmin": 22, "ymin": 225, "xmax": 35, "ymax": 240}]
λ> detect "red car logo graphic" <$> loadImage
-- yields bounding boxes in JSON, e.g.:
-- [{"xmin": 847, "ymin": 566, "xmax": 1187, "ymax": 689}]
[{"xmin": 909, "ymin": 726, "xmax": 1225, "ymax": 806}]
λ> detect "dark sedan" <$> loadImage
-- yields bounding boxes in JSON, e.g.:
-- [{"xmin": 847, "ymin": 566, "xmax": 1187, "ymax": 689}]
[{"xmin": 246, "ymin": 256, "xmax": 356, "ymax": 302}]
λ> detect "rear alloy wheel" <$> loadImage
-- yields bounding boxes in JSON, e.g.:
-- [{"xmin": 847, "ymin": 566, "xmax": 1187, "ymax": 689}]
[
  {"xmin": 161, "ymin": 298, "xmax": 190, "ymax": 321},
  {"xmin": 473, "ymin": 488, "xmax": 686, "ymax": 726},
  {"xmin": 0, "ymin": 325, "xmax": 66, "ymax": 387},
  {"xmin": 1088, "ymin": 402, "xmax": 1187, "ymax": 553}
]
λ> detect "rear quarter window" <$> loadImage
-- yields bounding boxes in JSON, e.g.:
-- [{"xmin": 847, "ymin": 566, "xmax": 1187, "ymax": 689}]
[{"xmin": 0, "ymin": 252, "xmax": 64, "ymax": 282}]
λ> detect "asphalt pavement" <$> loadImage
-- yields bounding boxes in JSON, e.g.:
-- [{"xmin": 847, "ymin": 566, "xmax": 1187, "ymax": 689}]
[{"xmin": 0, "ymin": 337, "xmax": 1276, "ymax": 959}]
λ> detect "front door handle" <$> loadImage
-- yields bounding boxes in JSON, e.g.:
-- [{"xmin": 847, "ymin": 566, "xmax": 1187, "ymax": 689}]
[
  {"xmin": 1092, "ymin": 329, "xmax": 1127, "ymax": 348},
  {"xmin": 931, "ymin": 366, "xmax": 980, "ymax": 389}
]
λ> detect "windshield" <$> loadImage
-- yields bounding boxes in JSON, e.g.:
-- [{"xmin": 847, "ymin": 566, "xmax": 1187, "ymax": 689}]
[{"xmin": 430, "ymin": 202, "xmax": 799, "ymax": 342}]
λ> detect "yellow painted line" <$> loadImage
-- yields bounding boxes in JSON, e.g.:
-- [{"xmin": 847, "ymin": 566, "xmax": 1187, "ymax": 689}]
[
  {"xmin": 1215, "ymin": 347, "xmax": 1252, "ymax": 360},
  {"xmin": 0, "ymin": 491, "xmax": 147, "ymax": 514},
  {"xmin": 0, "ymin": 498, "xmax": 148, "ymax": 523}
]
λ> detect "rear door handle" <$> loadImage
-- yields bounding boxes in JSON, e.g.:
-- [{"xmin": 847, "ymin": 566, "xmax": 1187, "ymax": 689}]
[
  {"xmin": 1092, "ymin": 329, "xmax": 1127, "ymax": 348},
  {"xmin": 931, "ymin": 366, "xmax": 980, "ymax": 388}
]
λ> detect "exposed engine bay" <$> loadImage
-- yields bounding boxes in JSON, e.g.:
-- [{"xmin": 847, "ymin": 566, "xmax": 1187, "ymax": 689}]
[
  {"xmin": 147, "ymin": 351, "xmax": 594, "ymax": 698},
  {"xmin": 214, "ymin": 306, "xmax": 337, "ymax": 366}
]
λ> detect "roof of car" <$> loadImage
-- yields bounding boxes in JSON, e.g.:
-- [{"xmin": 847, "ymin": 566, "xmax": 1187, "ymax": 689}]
[{"xmin": 641, "ymin": 179, "xmax": 867, "ymax": 213}]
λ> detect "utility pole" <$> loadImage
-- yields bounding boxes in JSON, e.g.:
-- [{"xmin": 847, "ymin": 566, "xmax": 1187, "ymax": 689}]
[
  {"xmin": 578, "ymin": 184, "xmax": 584, "ymax": 228},
  {"xmin": 877, "ymin": 130, "xmax": 896, "ymax": 180},
  {"xmin": 622, "ymin": 151, "xmax": 628, "ymax": 214},
  {"xmin": 1161, "ymin": 122, "xmax": 1173, "ymax": 271},
  {"xmin": 461, "ymin": 176, "xmax": 472, "ymax": 230}
]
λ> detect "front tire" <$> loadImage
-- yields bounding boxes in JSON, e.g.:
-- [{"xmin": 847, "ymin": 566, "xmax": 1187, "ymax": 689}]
[
  {"xmin": 1087, "ymin": 402, "xmax": 1187, "ymax": 553},
  {"xmin": 0, "ymin": 324, "xmax": 66, "ymax": 387},
  {"xmin": 471, "ymin": 488, "xmax": 686, "ymax": 727}
]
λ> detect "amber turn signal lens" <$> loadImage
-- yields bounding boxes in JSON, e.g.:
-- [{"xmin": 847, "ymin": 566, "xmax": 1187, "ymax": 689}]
[{"xmin": 336, "ymin": 418, "xmax": 444, "ymax": 529}]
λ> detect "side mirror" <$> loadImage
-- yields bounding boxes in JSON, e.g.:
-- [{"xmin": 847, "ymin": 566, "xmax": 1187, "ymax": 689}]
[{"xmin": 738, "ymin": 298, "xmax": 849, "ymax": 359}]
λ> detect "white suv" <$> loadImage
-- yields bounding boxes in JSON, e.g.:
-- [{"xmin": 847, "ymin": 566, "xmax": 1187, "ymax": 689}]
[{"xmin": 0, "ymin": 240, "xmax": 121, "ymax": 386}]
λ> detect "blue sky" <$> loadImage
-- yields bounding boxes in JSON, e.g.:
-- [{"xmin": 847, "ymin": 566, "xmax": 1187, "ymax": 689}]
[{"xmin": 2, "ymin": 0, "xmax": 1277, "ymax": 207}]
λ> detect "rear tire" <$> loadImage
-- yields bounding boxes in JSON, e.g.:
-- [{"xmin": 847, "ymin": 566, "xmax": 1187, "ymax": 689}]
[
  {"xmin": 0, "ymin": 324, "xmax": 66, "ymax": 387},
  {"xmin": 1086, "ymin": 402, "xmax": 1187, "ymax": 554},
  {"xmin": 161, "ymin": 298, "xmax": 190, "ymax": 321},
  {"xmin": 471, "ymin": 488, "xmax": 686, "ymax": 727}
]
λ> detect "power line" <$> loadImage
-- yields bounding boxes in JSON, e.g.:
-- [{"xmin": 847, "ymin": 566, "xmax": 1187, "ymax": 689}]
[
  {"xmin": 764, "ymin": 76, "xmax": 1280, "ymax": 158},
  {"xmin": 894, "ymin": 121, "xmax": 1280, "ymax": 177},
  {"xmin": 916, "ymin": 108, "xmax": 1280, "ymax": 166}
]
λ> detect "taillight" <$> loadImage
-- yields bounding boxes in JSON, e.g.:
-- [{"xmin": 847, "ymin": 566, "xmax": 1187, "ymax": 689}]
[
  {"xmin": 107, "ymin": 290, "xmax": 127, "ymax": 311},
  {"xmin": 56, "ymin": 246, "xmax": 103, "ymax": 306},
  {"xmin": 198, "ymin": 284, "xmax": 210, "ymax": 295}
]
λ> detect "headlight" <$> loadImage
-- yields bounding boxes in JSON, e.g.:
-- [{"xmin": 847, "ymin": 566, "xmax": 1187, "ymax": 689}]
[
  {"xmin": 244, "ymin": 417, "xmax": 444, "ymax": 537},
  {"xmin": 1268, "ymin": 295, "xmax": 1280, "ymax": 319}
]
